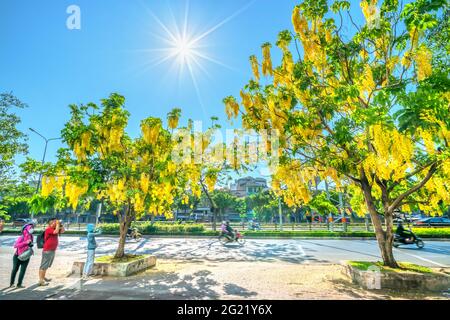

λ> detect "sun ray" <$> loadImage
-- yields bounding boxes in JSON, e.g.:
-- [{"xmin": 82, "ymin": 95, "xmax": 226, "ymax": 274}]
[
  {"xmin": 142, "ymin": 5, "xmax": 178, "ymax": 44},
  {"xmin": 191, "ymin": 50, "xmax": 240, "ymax": 72},
  {"xmin": 188, "ymin": 0, "xmax": 256, "ymax": 47},
  {"xmin": 186, "ymin": 60, "xmax": 206, "ymax": 114},
  {"xmin": 190, "ymin": 55, "xmax": 211, "ymax": 80},
  {"xmin": 183, "ymin": 0, "xmax": 189, "ymax": 40}
]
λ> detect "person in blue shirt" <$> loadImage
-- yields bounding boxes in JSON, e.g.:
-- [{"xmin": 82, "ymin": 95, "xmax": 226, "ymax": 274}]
[{"xmin": 82, "ymin": 224, "xmax": 102, "ymax": 280}]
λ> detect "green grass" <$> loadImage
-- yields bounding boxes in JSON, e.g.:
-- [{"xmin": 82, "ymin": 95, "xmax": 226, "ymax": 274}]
[
  {"xmin": 95, "ymin": 254, "xmax": 146, "ymax": 264},
  {"xmin": 348, "ymin": 261, "xmax": 435, "ymax": 274}
]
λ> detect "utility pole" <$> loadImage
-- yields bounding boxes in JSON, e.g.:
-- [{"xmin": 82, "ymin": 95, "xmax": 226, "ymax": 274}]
[
  {"xmin": 28, "ymin": 128, "xmax": 61, "ymax": 220},
  {"xmin": 278, "ymin": 196, "xmax": 283, "ymax": 231},
  {"xmin": 339, "ymin": 192, "xmax": 347, "ymax": 232},
  {"xmin": 96, "ymin": 202, "xmax": 102, "ymax": 225}
]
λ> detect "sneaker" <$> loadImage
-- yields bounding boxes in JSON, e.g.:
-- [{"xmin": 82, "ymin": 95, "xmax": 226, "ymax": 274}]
[
  {"xmin": 16, "ymin": 284, "xmax": 25, "ymax": 289},
  {"xmin": 38, "ymin": 281, "xmax": 49, "ymax": 286},
  {"xmin": 44, "ymin": 278, "xmax": 52, "ymax": 282},
  {"xmin": 8, "ymin": 284, "xmax": 15, "ymax": 288}
]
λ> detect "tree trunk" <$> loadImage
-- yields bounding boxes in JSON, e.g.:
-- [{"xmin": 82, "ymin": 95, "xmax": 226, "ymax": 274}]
[
  {"xmin": 211, "ymin": 208, "xmax": 217, "ymax": 231},
  {"xmin": 114, "ymin": 208, "xmax": 133, "ymax": 259},
  {"xmin": 361, "ymin": 178, "xmax": 399, "ymax": 268}
]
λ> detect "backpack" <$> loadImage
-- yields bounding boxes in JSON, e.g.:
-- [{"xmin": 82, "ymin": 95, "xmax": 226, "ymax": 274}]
[{"xmin": 37, "ymin": 230, "xmax": 45, "ymax": 249}]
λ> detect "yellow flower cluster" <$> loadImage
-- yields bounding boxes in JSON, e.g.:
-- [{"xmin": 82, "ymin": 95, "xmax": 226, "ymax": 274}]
[
  {"xmin": 360, "ymin": 0, "xmax": 378, "ymax": 26},
  {"xmin": 41, "ymin": 175, "xmax": 66, "ymax": 197},
  {"xmin": 133, "ymin": 193, "xmax": 145, "ymax": 213},
  {"xmin": 65, "ymin": 181, "xmax": 88, "ymax": 210},
  {"xmin": 149, "ymin": 182, "xmax": 174, "ymax": 208},
  {"xmin": 205, "ymin": 176, "xmax": 216, "ymax": 191},
  {"xmin": 414, "ymin": 45, "xmax": 432, "ymax": 81},
  {"xmin": 282, "ymin": 51, "xmax": 294, "ymax": 75},
  {"xmin": 249, "ymin": 55, "xmax": 260, "ymax": 82},
  {"xmin": 140, "ymin": 173, "xmax": 150, "ymax": 193},
  {"xmin": 272, "ymin": 162, "xmax": 316, "ymax": 207},
  {"xmin": 419, "ymin": 129, "xmax": 436, "ymax": 154},
  {"xmin": 224, "ymin": 96, "xmax": 240, "ymax": 120},
  {"xmin": 168, "ymin": 115, "xmax": 179, "ymax": 130},
  {"xmin": 106, "ymin": 178, "xmax": 127, "ymax": 204},
  {"xmin": 363, "ymin": 125, "xmax": 414, "ymax": 182},
  {"xmin": 261, "ymin": 43, "xmax": 273, "ymax": 77},
  {"xmin": 291, "ymin": 7, "xmax": 326, "ymax": 71},
  {"xmin": 141, "ymin": 119, "xmax": 161, "ymax": 145},
  {"xmin": 292, "ymin": 6, "xmax": 308, "ymax": 36},
  {"xmin": 181, "ymin": 194, "xmax": 190, "ymax": 205},
  {"xmin": 358, "ymin": 65, "xmax": 376, "ymax": 98},
  {"xmin": 240, "ymin": 90, "xmax": 252, "ymax": 112},
  {"xmin": 73, "ymin": 131, "xmax": 92, "ymax": 161}
]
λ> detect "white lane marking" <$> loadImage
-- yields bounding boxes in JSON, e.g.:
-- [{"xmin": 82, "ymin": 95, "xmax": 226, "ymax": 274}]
[
  {"xmin": 298, "ymin": 244, "xmax": 310, "ymax": 263},
  {"xmin": 393, "ymin": 248, "xmax": 448, "ymax": 267},
  {"xmin": 425, "ymin": 244, "xmax": 450, "ymax": 254}
]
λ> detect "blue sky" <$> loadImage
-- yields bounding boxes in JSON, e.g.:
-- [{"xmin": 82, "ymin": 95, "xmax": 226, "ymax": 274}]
[{"xmin": 0, "ymin": 0, "xmax": 367, "ymax": 172}]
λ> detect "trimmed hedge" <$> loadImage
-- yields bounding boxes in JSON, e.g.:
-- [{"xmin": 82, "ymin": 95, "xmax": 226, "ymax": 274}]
[{"xmin": 97, "ymin": 222, "xmax": 205, "ymax": 234}]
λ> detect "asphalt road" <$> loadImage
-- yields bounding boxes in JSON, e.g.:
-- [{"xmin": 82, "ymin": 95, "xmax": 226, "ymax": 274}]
[{"xmin": 1, "ymin": 235, "xmax": 449, "ymax": 267}]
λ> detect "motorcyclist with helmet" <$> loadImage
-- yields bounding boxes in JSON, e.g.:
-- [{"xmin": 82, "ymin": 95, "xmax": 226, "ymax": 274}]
[
  {"xmin": 221, "ymin": 221, "xmax": 235, "ymax": 241},
  {"xmin": 395, "ymin": 221, "xmax": 415, "ymax": 243}
]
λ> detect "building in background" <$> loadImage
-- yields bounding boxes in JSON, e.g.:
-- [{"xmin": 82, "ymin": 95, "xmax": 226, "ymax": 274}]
[{"xmin": 230, "ymin": 176, "xmax": 268, "ymax": 198}]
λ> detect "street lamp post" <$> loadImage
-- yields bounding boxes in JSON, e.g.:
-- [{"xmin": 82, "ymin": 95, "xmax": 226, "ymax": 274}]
[
  {"xmin": 278, "ymin": 196, "xmax": 283, "ymax": 231},
  {"xmin": 29, "ymin": 128, "xmax": 61, "ymax": 219}
]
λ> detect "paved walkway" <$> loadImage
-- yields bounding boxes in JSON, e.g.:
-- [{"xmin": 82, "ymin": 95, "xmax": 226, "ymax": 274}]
[
  {"xmin": 1, "ymin": 236, "xmax": 449, "ymax": 266},
  {"xmin": 1, "ymin": 236, "xmax": 449, "ymax": 300}
]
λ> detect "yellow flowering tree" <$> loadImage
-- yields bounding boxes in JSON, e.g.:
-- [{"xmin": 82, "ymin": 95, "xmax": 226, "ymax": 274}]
[
  {"xmin": 40, "ymin": 94, "xmax": 195, "ymax": 258},
  {"xmin": 225, "ymin": 0, "xmax": 449, "ymax": 267}
]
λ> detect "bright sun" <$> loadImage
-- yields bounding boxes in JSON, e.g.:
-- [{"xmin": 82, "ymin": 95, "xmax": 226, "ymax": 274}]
[
  {"xmin": 174, "ymin": 37, "xmax": 193, "ymax": 62},
  {"xmin": 137, "ymin": 1, "xmax": 254, "ymax": 108}
]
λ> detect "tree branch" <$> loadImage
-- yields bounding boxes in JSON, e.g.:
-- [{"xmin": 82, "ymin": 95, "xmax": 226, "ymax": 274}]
[{"xmin": 388, "ymin": 163, "xmax": 438, "ymax": 213}]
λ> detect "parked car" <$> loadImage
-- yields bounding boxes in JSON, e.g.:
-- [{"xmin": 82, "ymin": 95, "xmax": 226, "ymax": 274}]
[
  {"xmin": 394, "ymin": 213, "xmax": 426, "ymax": 223},
  {"xmin": 413, "ymin": 217, "xmax": 450, "ymax": 227},
  {"xmin": 12, "ymin": 218, "xmax": 33, "ymax": 228}
]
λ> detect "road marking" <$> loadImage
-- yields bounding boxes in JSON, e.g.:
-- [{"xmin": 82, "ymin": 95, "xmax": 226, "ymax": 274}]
[
  {"xmin": 298, "ymin": 245, "xmax": 309, "ymax": 263},
  {"xmin": 393, "ymin": 248, "xmax": 448, "ymax": 267}
]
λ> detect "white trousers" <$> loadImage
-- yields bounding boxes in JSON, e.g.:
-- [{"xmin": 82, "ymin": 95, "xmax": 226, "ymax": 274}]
[{"xmin": 82, "ymin": 249, "xmax": 95, "ymax": 276}]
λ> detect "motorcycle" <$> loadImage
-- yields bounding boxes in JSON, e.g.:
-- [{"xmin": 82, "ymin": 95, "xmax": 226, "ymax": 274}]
[
  {"xmin": 393, "ymin": 233, "xmax": 424, "ymax": 249},
  {"xmin": 126, "ymin": 228, "xmax": 142, "ymax": 241},
  {"xmin": 219, "ymin": 230, "xmax": 245, "ymax": 245}
]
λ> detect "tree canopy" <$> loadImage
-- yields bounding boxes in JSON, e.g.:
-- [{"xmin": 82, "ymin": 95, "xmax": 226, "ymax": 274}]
[{"xmin": 224, "ymin": 0, "xmax": 449, "ymax": 267}]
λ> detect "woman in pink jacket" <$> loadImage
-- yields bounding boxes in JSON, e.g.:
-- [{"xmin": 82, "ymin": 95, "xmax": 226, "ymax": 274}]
[{"xmin": 10, "ymin": 223, "xmax": 35, "ymax": 288}]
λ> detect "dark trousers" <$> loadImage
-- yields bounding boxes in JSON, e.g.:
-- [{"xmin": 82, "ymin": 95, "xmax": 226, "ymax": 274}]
[{"xmin": 10, "ymin": 254, "xmax": 30, "ymax": 286}]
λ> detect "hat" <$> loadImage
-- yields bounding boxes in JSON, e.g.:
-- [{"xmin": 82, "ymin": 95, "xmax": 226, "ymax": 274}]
[
  {"xmin": 86, "ymin": 224, "xmax": 95, "ymax": 233},
  {"xmin": 22, "ymin": 223, "xmax": 35, "ymax": 233}
]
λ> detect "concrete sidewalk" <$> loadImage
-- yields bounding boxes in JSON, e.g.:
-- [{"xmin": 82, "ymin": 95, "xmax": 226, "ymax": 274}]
[{"xmin": 1, "ymin": 248, "xmax": 448, "ymax": 300}]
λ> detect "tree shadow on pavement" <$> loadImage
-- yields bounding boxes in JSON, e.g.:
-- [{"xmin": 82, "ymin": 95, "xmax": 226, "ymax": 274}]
[
  {"xmin": 50, "ymin": 269, "xmax": 260, "ymax": 300},
  {"xmin": 0, "ymin": 284, "xmax": 68, "ymax": 300},
  {"xmin": 223, "ymin": 283, "xmax": 257, "ymax": 298}
]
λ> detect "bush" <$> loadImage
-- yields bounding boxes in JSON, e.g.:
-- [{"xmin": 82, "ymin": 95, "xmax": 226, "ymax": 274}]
[
  {"xmin": 412, "ymin": 227, "xmax": 450, "ymax": 238},
  {"xmin": 96, "ymin": 222, "xmax": 205, "ymax": 234}
]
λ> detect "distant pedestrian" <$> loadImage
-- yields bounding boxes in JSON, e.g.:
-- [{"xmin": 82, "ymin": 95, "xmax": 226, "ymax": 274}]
[
  {"xmin": 0, "ymin": 218, "xmax": 4, "ymax": 234},
  {"xmin": 38, "ymin": 218, "xmax": 65, "ymax": 286},
  {"xmin": 10, "ymin": 223, "xmax": 35, "ymax": 288},
  {"xmin": 82, "ymin": 224, "xmax": 102, "ymax": 280}
]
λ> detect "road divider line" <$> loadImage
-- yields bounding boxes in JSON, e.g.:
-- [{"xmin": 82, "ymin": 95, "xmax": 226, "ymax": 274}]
[{"xmin": 393, "ymin": 248, "xmax": 448, "ymax": 267}]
